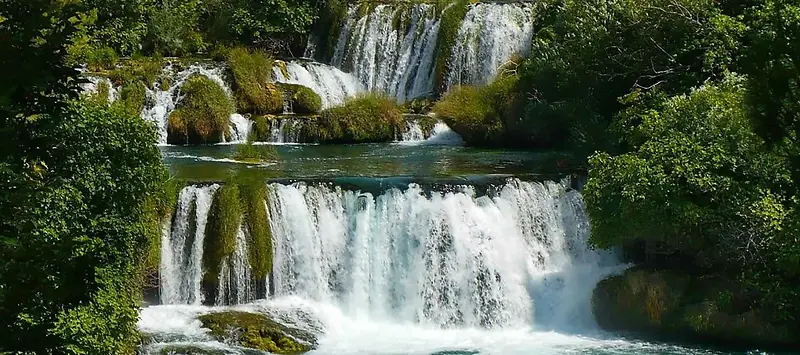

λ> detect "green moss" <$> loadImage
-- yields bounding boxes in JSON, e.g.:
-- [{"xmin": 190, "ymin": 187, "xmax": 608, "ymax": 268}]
[
  {"xmin": 250, "ymin": 115, "xmax": 273, "ymax": 142},
  {"xmin": 113, "ymin": 82, "xmax": 147, "ymax": 117},
  {"xmin": 593, "ymin": 268, "xmax": 798, "ymax": 349},
  {"xmin": 239, "ymin": 180, "xmax": 273, "ymax": 280},
  {"xmin": 203, "ymin": 185, "xmax": 243, "ymax": 284},
  {"xmin": 401, "ymin": 98, "xmax": 435, "ymax": 114},
  {"xmin": 433, "ymin": 73, "xmax": 521, "ymax": 146},
  {"xmin": 199, "ymin": 311, "xmax": 315, "ymax": 354},
  {"xmin": 108, "ymin": 57, "xmax": 164, "ymax": 88},
  {"xmin": 433, "ymin": 0, "xmax": 470, "ymax": 93},
  {"xmin": 227, "ymin": 48, "xmax": 282, "ymax": 114},
  {"xmin": 167, "ymin": 75, "xmax": 234, "ymax": 145},
  {"xmin": 277, "ymin": 83, "xmax": 322, "ymax": 114},
  {"xmin": 313, "ymin": 93, "xmax": 404, "ymax": 143}
]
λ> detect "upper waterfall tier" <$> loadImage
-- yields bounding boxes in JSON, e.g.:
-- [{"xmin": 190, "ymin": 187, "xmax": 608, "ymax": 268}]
[
  {"xmin": 330, "ymin": 4, "xmax": 440, "ymax": 102},
  {"xmin": 322, "ymin": 2, "xmax": 535, "ymax": 100}
]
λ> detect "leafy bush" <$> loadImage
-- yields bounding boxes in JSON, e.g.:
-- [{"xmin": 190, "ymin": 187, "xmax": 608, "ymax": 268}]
[
  {"xmin": 433, "ymin": 73, "xmax": 521, "ymax": 146},
  {"xmin": 313, "ymin": 93, "xmax": 404, "ymax": 143},
  {"xmin": 584, "ymin": 75, "xmax": 792, "ymax": 269},
  {"xmin": 227, "ymin": 48, "xmax": 282, "ymax": 114},
  {"xmin": 167, "ymin": 75, "xmax": 234, "ymax": 144},
  {"xmin": 517, "ymin": 0, "xmax": 745, "ymax": 153},
  {"xmin": 108, "ymin": 56, "xmax": 164, "ymax": 88},
  {"xmin": 0, "ymin": 100, "xmax": 165, "ymax": 353},
  {"xmin": 277, "ymin": 83, "xmax": 322, "ymax": 114},
  {"xmin": 146, "ymin": 0, "xmax": 207, "ymax": 56},
  {"xmin": 84, "ymin": 46, "xmax": 119, "ymax": 72},
  {"xmin": 112, "ymin": 82, "xmax": 146, "ymax": 117}
]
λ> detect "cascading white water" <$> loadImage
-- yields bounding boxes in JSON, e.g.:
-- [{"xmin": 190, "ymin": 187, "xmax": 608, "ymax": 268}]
[
  {"xmin": 445, "ymin": 3, "xmax": 534, "ymax": 89},
  {"xmin": 423, "ymin": 122, "xmax": 465, "ymax": 146},
  {"xmin": 80, "ymin": 76, "xmax": 118, "ymax": 104},
  {"xmin": 331, "ymin": 4, "xmax": 440, "ymax": 102},
  {"xmin": 216, "ymin": 225, "xmax": 256, "ymax": 306},
  {"xmin": 160, "ymin": 184, "xmax": 219, "ymax": 305},
  {"xmin": 141, "ymin": 63, "xmax": 240, "ymax": 145},
  {"xmin": 228, "ymin": 113, "xmax": 252, "ymax": 143},
  {"xmin": 266, "ymin": 118, "xmax": 303, "ymax": 144},
  {"xmin": 273, "ymin": 61, "xmax": 364, "ymax": 109},
  {"xmin": 267, "ymin": 179, "xmax": 620, "ymax": 328},
  {"xmin": 401, "ymin": 120, "xmax": 426, "ymax": 142}
]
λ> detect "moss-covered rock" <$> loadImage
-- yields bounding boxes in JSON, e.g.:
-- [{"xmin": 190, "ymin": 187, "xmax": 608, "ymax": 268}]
[
  {"xmin": 203, "ymin": 185, "xmax": 243, "ymax": 286},
  {"xmin": 228, "ymin": 48, "xmax": 283, "ymax": 114},
  {"xmin": 167, "ymin": 75, "xmax": 234, "ymax": 145},
  {"xmin": 199, "ymin": 311, "xmax": 316, "ymax": 354},
  {"xmin": 239, "ymin": 181, "xmax": 272, "ymax": 281},
  {"xmin": 593, "ymin": 268, "xmax": 798, "ymax": 350},
  {"xmin": 277, "ymin": 83, "xmax": 322, "ymax": 114},
  {"xmin": 311, "ymin": 93, "xmax": 404, "ymax": 143}
]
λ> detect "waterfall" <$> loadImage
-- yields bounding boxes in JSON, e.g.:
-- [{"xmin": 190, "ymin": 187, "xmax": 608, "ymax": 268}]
[
  {"xmin": 330, "ymin": 4, "xmax": 440, "ymax": 102},
  {"xmin": 445, "ymin": 3, "xmax": 534, "ymax": 89},
  {"xmin": 401, "ymin": 120, "xmax": 426, "ymax": 142},
  {"xmin": 141, "ymin": 63, "xmax": 236, "ymax": 145},
  {"xmin": 160, "ymin": 184, "xmax": 219, "ymax": 305},
  {"xmin": 215, "ymin": 225, "xmax": 256, "ymax": 306},
  {"xmin": 228, "ymin": 113, "xmax": 252, "ymax": 143},
  {"xmin": 273, "ymin": 61, "xmax": 364, "ymax": 109},
  {"xmin": 267, "ymin": 118, "xmax": 303, "ymax": 144},
  {"xmin": 267, "ymin": 179, "xmax": 619, "ymax": 328}
]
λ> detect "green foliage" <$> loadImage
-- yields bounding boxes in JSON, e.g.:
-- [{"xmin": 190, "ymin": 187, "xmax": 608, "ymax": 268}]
[
  {"xmin": 227, "ymin": 48, "xmax": 282, "ymax": 114},
  {"xmin": 82, "ymin": 46, "xmax": 119, "ymax": 71},
  {"xmin": 108, "ymin": 56, "xmax": 164, "ymax": 88},
  {"xmin": 250, "ymin": 115, "xmax": 272, "ymax": 142},
  {"xmin": 78, "ymin": 0, "xmax": 154, "ymax": 55},
  {"xmin": 146, "ymin": 0, "xmax": 207, "ymax": 56},
  {"xmin": 585, "ymin": 76, "xmax": 792, "ymax": 267},
  {"xmin": 742, "ymin": 0, "xmax": 800, "ymax": 175},
  {"xmin": 112, "ymin": 82, "xmax": 147, "ymax": 117},
  {"xmin": 167, "ymin": 75, "xmax": 234, "ymax": 144},
  {"xmin": 517, "ymin": 0, "xmax": 745, "ymax": 153},
  {"xmin": 593, "ymin": 268, "xmax": 797, "ymax": 347},
  {"xmin": 0, "ymin": 99, "xmax": 165, "ymax": 353},
  {"xmin": 433, "ymin": 73, "xmax": 521, "ymax": 146},
  {"xmin": 203, "ymin": 185, "xmax": 243, "ymax": 284},
  {"xmin": 433, "ymin": 0, "xmax": 470, "ymax": 92},
  {"xmin": 401, "ymin": 98, "xmax": 435, "ymax": 115},
  {"xmin": 278, "ymin": 83, "xmax": 322, "ymax": 114},
  {"xmin": 205, "ymin": 0, "xmax": 318, "ymax": 45},
  {"xmin": 314, "ymin": 93, "xmax": 404, "ymax": 143}
]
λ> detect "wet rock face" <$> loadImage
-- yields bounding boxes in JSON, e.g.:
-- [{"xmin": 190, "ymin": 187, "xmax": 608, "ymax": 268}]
[
  {"xmin": 198, "ymin": 311, "xmax": 317, "ymax": 354},
  {"xmin": 592, "ymin": 268, "xmax": 798, "ymax": 351}
]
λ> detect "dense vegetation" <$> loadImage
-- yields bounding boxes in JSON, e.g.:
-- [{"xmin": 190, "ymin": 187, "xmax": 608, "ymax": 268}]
[
  {"xmin": 311, "ymin": 93, "xmax": 404, "ymax": 143},
  {"xmin": 0, "ymin": 1, "xmax": 169, "ymax": 352},
  {"xmin": 167, "ymin": 75, "xmax": 235, "ymax": 144}
]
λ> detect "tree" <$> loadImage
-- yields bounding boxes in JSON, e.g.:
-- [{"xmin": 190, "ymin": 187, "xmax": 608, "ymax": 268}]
[{"xmin": 0, "ymin": 1, "xmax": 167, "ymax": 352}]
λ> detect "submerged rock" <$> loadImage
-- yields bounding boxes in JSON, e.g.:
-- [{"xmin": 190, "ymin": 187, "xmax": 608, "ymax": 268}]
[
  {"xmin": 593, "ymin": 268, "xmax": 798, "ymax": 350},
  {"xmin": 198, "ymin": 311, "xmax": 316, "ymax": 354}
]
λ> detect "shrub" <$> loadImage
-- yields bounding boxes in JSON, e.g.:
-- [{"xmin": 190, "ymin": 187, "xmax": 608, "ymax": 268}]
[
  {"xmin": 433, "ymin": 73, "xmax": 521, "ymax": 146},
  {"xmin": 250, "ymin": 115, "xmax": 273, "ymax": 142},
  {"xmin": 203, "ymin": 185, "xmax": 243, "ymax": 284},
  {"xmin": 227, "ymin": 48, "xmax": 282, "ymax": 114},
  {"xmin": 112, "ymin": 82, "xmax": 146, "ymax": 117},
  {"xmin": 277, "ymin": 83, "xmax": 322, "ymax": 114},
  {"xmin": 167, "ymin": 75, "xmax": 234, "ymax": 144},
  {"xmin": 314, "ymin": 93, "xmax": 404, "ymax": 143},
  {"xmin": 108, "ymin": 57, "xmax": 165, "ymax": 88},
  {"xmin": 84, "ymin": 46, "xmax": 119, "ymax": 72}
]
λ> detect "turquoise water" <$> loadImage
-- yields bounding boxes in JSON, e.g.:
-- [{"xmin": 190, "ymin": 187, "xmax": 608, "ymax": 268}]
[{"xmin": 161, "ymin": 143, "xmax": 579, "ymax": 181}]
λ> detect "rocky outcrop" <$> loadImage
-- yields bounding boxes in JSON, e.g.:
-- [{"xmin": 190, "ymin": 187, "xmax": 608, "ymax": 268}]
[
  {"xmin": 593, "ymin": 268, "xmax": 798, "ymax": 350},
  {"xmin": 198, "ymin": 311, "xmax": 316, "ymax": 354}
]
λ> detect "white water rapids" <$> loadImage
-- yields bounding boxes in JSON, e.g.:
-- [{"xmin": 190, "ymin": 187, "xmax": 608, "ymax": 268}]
[{"xmin": 139, "ymin": 179, "xmax": 669, "ymax": 354}]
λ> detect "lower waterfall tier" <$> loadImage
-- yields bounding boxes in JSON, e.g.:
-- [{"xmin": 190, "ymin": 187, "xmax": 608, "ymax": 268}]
[{"xmin": 158, "ymin": 178, "xmax": 622, "ymax": 330}]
